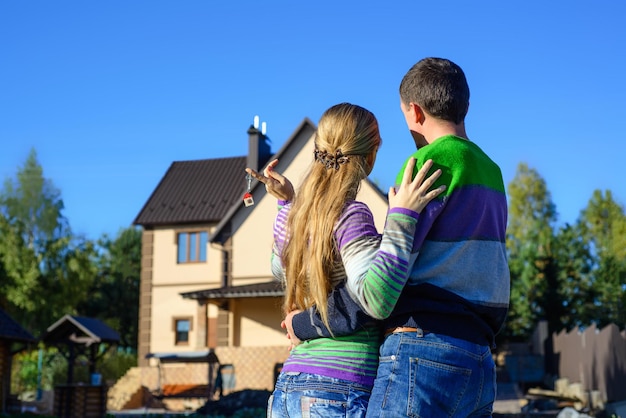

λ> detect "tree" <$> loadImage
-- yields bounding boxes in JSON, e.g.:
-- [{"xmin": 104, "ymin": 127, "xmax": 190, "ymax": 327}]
[
  {"xmin": 0, "ymin": 214, "xmax": 40, "ymax": 315},
  {"xmin": 504, "ymin": 166, "xmax": 626, "ymax": 342},
  {"xmin": 581, "ymin": 190, "xmax": 626, "ymax": 259},
  {"xmin": 1, "ymin": 148, "xmax": 68, "ymax": 252},
  {"xmin": 579, "ymin": 190, "xmax": 626, "ymax": 327},
  {"xmin": 37, "ymin": 235, "xmax": 97, "ymax": 327},
  {"xmin": 0, "ymin": 148, "xmax": 96, "ymax": 336},
  {"xmin": 552, "ymin": 222, "xmax": 595, "ymax": 329},
  {"xmin": 79, "ymin": 227, "xmax": 142, "ymax": 350},
  {"xmin": 504, "ymin": 163, "xmax": 559, "ymax": 340}
]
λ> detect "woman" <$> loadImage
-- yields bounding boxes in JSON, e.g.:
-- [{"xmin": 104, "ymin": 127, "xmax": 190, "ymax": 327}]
[{"xmin": 247, "ymin": 103, "xmax": 444, "ymax": 417}]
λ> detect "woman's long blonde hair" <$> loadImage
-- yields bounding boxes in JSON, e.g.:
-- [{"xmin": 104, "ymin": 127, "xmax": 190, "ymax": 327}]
[{"xmin": 282, "ymin": 103, "xmax": 381, "ymax": 330}]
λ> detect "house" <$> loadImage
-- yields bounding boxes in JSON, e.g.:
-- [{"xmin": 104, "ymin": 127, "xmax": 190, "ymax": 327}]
[
  {"xmin": 0, "ymin": 308, "xmax": 36, "ymax": 413},
  {"xmin": 131, "ymin": 117, "xmax": 390, "ymax": 399}
]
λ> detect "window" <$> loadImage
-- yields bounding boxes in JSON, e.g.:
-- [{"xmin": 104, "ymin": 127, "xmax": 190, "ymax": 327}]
[
  {"xmin": 177, "ymin": 231, "xmax": 208, "ymax": 263},
  {"xmin": 174, "ymin": 318, "xmax": 191, "ymax": 345}
]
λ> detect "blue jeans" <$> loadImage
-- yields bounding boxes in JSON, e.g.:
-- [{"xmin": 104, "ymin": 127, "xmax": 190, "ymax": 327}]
[
  {"xmin": 365, "ymin": 329, "xmax": 496, "ymax": 417},
  {"xmin": 268, "ymin": 372, "xmax": 371, "ymax": 418}
]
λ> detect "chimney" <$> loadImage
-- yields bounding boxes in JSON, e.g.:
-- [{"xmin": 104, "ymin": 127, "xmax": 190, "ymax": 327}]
[{"xmin": 247, "ymin": 116, "xmax": 271, "ymax": 172}]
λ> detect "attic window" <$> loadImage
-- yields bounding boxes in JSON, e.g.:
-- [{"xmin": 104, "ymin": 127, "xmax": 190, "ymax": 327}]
[{"xmin": 177, "ymin": 231, "xmax": 208, "ymax": 263}]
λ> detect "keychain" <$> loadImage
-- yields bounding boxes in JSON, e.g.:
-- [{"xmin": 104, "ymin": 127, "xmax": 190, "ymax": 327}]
[{"xmin": 243, "ymin": 173, "xmax": 254, "ymax": 207}]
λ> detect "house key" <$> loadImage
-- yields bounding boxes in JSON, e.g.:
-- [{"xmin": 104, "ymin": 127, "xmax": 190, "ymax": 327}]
[{"xmin": 243, "ymin": 173, "xmax": 254, "ymax": 207}]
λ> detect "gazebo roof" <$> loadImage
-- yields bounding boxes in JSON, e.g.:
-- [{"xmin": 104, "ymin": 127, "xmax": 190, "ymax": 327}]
[
  {"xmin": 41, "ymin": 315, "xmax": 120, "ymax": 346},
  {"xmin": 0, "ymin": 308, "xmax": 36, "ymax": 343}
]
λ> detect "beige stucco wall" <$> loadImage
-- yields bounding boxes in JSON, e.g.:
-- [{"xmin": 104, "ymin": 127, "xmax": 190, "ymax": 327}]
[
  {"xmin": 152, "ymin": 224, "xmax": 222, "ymax": 287},
  {"xmin": 149, "ymin": 223, "xmax": 223, "ymax": 353},
  {"xmin": 150, "ymin": 285, "xmax": 207, "ymax": 353},
  {"xmin": 230, "ymin": 197, "xmax": 278, "ymax": 282},
  {"xmin": 232, "ymin": 298, "xmax": 285, "ymax": 347}
]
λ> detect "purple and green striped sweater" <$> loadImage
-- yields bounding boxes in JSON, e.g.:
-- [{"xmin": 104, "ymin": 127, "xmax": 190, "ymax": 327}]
[
  {"xmin": 291, "ymin": 135, "xmax": 511, "ymax": 348},
  {"xmin": 271, "ymin": 201, "xmax": 419, "ymax": 386}
]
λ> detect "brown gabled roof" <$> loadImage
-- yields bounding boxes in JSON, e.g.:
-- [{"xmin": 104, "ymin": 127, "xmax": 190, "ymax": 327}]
[
  {"xmin": 134, "ymin": 156, "xmax": 248, "ymax": 226},
  {"xmin": 0, "ymin": 308, "xmax": 36, "ymax": 343}
]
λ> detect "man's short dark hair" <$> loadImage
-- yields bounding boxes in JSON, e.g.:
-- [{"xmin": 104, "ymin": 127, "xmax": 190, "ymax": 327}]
[{"xmin": 399, "ymin": 57, "xmax": 470, "ymax": 124}]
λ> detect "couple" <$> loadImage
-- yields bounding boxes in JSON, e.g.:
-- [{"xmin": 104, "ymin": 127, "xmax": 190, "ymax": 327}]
[{"xmin": 247, "ymin": 57, "xmax": 510, "ymax": 417}]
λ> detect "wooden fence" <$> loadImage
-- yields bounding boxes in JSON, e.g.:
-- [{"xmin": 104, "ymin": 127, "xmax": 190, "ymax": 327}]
[{"xmin": 548, "ymin": 323, "xmax": 626, "ymax": 402}]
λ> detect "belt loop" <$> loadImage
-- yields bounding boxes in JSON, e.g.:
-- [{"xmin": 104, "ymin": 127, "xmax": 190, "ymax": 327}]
[{"xmin": 416, "ymin": 328, "xmax": 424, "ymax": 338}]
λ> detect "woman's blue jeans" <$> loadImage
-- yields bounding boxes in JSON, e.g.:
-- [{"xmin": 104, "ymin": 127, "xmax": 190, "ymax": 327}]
[
  {"xmin": 268, "ymin": 371, "xmax": 371, "ymax": 417},
  {"xmin": 365, "ymin": 329, "xmax": 496, "ymax": 417}
]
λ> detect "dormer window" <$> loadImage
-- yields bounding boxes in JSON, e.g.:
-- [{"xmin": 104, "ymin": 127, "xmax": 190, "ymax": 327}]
[{"xmin": 177, "ymin": 231, "xmax": 208, "ymax": 263}]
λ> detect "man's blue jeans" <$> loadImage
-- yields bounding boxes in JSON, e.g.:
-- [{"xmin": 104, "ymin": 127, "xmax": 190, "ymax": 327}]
[
  {"xmin": 365, "ymin": 329, "xmax": 496, "ymax": 417},
  {"xmin": 268, "ymin": 372, "xmax": 371, "ymax": 417}
]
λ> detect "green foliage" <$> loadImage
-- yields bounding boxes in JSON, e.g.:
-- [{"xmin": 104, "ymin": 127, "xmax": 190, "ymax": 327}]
[
  {"xmin": 503, "ymin": 162, "xmax": 626, "ymax": 344},
  {"xmin": 11, "ymin": 351, "xmax": 39, "ymax": 392},
  {"xmin": 0, "ymin": 214, "xmax": 40, "ymax": 313},
  {"xmin": 1, "ymin": 148, "xmax": 67, "ymax": 251},
  {"xmin": 506, "ymin": 163, "xmax": 557, "ymax": 243},
  {"xmin": 504, "ymin": 163, "xmax": 558, "ymax": 340},
  {"xmin": 11, "ymin": 347, "xmax": 66, "ymax": 393},
  {"xmin": 11, "ymin": 346, "xmax": 137, "ymax": 394},
  {"xmin": 79, "ymin": 226, "xmax": 142, "ymax": 349},
  {"xmin": 0, "ymin": 148, "xmax": 97, "ymax": 337},
  {"xmin": 552, "ymin": 223, "xmax": 595, "ymax": 329},
  {"xmin": 2, "ymin": 148, "xmax": 140, "ymax": 398},
  {"xmin": 98, "ymin": 349, "xmax": 138, "ymax": 385},
  {"xmin": 0, "ymin": 221, "xmax": 97, "ymax": 337},
  {"xmin": 580, "ymin": 189, "xmax": 626, "ymax": 260},
  {"xmin": 579, "ymin": 190, "xmax": 626, "ymax": 327}
]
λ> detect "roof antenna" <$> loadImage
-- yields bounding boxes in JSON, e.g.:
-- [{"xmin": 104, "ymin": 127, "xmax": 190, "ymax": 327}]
[
  {"xmin": 261, "ymin": 121, "xmax": 267, "ymax": 135},
  {"xmin": 253, "ymin": 115, "xmax": 259, "ymax": 129}
]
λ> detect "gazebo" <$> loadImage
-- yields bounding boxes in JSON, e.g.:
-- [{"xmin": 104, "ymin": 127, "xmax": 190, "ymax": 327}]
[{"xmin": 41, "ymin": 315, "xmax": 120, "ymax": 418}]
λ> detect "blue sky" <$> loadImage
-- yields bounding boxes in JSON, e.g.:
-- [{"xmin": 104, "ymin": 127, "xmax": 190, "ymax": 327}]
[{"xmin": 1, "ymin": 1, "xmax": 625, "ymax": 240}]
